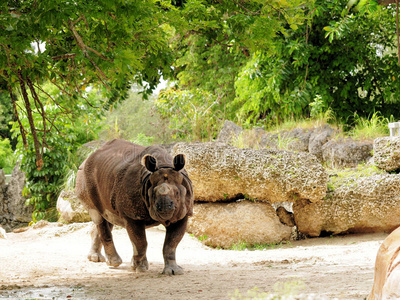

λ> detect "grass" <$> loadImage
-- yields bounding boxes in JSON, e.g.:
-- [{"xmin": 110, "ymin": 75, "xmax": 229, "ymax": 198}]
[
  {"xmin": 267, "ymin": 109, "xmax": 335, "ymax": 133},
  {"xmin": 350, "ymin": 112, "xmax": 390, "ymax": 140},
  {"xmin": 263, "ymin": 110, "xmax": 391, "ymax": 142}
]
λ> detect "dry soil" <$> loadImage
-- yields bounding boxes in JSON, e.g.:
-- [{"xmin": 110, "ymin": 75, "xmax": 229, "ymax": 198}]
[{"xmin": 0, "ymin": 222, "xmax": 387, "ymax": 299}]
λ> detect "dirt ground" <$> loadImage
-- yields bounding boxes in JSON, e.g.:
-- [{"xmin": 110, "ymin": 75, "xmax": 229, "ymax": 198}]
[{"xmin": 0, "ymin": 222, "xmax": 387, "ymax": 300}]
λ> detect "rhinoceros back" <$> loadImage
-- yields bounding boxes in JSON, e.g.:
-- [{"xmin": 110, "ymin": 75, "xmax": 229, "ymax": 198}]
[{"xmin": 75, "ymin": 139, "xmax": 146, "ymax": 213}]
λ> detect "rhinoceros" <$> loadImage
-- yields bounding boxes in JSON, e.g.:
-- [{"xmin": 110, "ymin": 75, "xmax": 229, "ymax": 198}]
[{"xmin": 75, "ymin": 139, "xmax": 193, "ymax": 275}]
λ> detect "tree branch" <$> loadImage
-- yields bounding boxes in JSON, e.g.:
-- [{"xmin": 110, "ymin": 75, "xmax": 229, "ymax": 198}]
[
  {"xmin": 5, "ymin": 74, "xmax": 28, "ymax": 149},
  {"xmin": 232, "ymin": 0, "xmax": 262, "ymax": 15},
  {"xmin": 26, "ymin": 77, "xmax": 47, "ymax": 150},
  {"xmin": 68, "ymin": 18, "xmax": 112, "ymax": 89},
  {"xmin": 51, "ymin": 53, "xmax": 77, "ymax": 60},
  {"xmin": 17, "ymin": 71, "xmax": 43, "ymax": 170}
]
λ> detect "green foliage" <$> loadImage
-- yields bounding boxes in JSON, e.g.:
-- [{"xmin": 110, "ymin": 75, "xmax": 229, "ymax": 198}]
[
  {"xmin": 0, "ymin": 0, "xmax": 175, "ymax": 102},
  {"xmin": 131, "ymin": 133, "xmax": 155, "ymax": 147},
  {"xmin": 12, "ymin": 83, "xmax": 102, "ymax": 222},
  {"xmin": 198, "ymin": 235, "xmax": 208, "ymax": 242},
  {"xmin": 233, "ymin": 51, "xmax": 312, "ymax": 127},
  {"xmin": 0, "ymin": 92, "xmax": 14, "ymax": 143},
  {"xmin": 0, "ymin": 138, "xmax": 15, "ymax": 173},
  {"xmin": 230, "ymin": 241, "xmax": 291, "ymax": 251},
  {"xmin": 0, "ymin": 1, "xmax": 179, "ymax": 221},
  {"xmin": 163, "ymin": 0, "xmax": 311, "ymax": 138},
  {"xmin": 156, "ymin": 87, "xmax": 221, "ymax": 141},
  {"xmin": 164, "ymin": 0, "xmax": 400, "ymax": 134},
  {"xmin": 351, "ymin": 111, "xmax": 390, "ymax": 140},
  {"xmin": 99, "ymin": 90, "xmax": 173, "ymax": 144},
  {"xmin": 235, "ymin": 0, "xmax": 400, "ymax": 126}
]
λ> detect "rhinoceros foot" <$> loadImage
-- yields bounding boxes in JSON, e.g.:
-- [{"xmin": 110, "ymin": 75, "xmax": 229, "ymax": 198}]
[
  {"xmin": 131, "ymin": 257, "xmax": 149, "ymax": 272},
  {"xmin": 162, "ymin": 263, "xmax": 184, "ymax": 275},
  {"xmin": 87, "ymin": 251, "xmax": 106, "ymax": 263},
  {"xmin": 106, "ymin": 254, "xmax": 122, "ymax": 267}
]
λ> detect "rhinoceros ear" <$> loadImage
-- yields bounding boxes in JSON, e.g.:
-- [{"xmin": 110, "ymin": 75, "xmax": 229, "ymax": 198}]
[
  {"xmin": 173, "ymin": 154, "xmax": 186, "ymax": 171},
  {"xmin": 142, "ymin": 154, "xmax": 158, "ymax": 173}
]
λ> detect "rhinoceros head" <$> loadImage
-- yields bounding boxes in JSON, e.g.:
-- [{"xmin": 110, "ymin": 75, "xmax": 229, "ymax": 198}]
[{"xmin": 141, "ymin": 153, "xmax": 193, "ymax": 225}]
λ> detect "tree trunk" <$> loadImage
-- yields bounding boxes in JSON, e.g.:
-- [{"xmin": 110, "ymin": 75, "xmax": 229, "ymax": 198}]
[{"xmin": 17, "ymin": 71, "xmax": 43, "ymax": 170}]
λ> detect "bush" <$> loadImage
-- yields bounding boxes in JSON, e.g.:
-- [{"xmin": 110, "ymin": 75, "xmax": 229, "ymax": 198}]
[{"xmin": 0, "ymin": 138, "xmax": 15, "ymax": 174}]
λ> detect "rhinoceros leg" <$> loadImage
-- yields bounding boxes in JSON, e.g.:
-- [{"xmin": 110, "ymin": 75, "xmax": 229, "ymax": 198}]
[
  {"xmin": 97, "ymin": 219, "xmax": 123, "ymax": 267},
  {"xmin": 88, "ymin": 209, "xmax": 122, "ymax": 267},
  {"xmin": 87, "ymin": 224, "xmax": 106, "ymax": 263},
  {"xmin": 125, "ymin": 219, "xmax": 149, "ymax": 272},
  {"xmin": 162, "ymin": 216, "xmax": 188, "ymax": 275}
]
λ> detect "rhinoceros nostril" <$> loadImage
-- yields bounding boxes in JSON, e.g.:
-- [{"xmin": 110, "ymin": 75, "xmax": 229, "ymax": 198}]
[{"xmin": 156, "ymin": 199, "xmax": 174, "ymax": 213}]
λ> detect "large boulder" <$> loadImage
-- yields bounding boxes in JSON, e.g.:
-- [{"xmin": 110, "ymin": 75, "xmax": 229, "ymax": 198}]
[
  {"xmin": 216, "ymin": 120, "xmax": 243, "ymax": 145},
  {"xmin": 374, "ymin": 136, "xmax": 400, "ymax": 171},
  {"xmin": 285, "ymin": 128, "xmax": 313, "ymax": 152},
  {"xmin": 0, "ymin": 164, "xmax": 33, "ymax": 231},
  {"xmin": 293, "ymin": 173, "xmax": 400, "ymax": 236},
  {"xmin": 187, "ymin": 201, "xmax": 292, "ymax": 248},
  {"xmin": 0, "ymin": 170, "xmax": 7, "ymax": 222},
  {"xmin": 57, "ymin": 190, "xmax": 91, "ymax": 223},
  {"xmin": 173, "ymin": 142, "xmax": 328, "ymax": 203},
  {"xmin": 322, "ymin": 139, "xmax": 373, "ymax": 168},
  {"xmin": 308, "ymin": 124, "xmax": 335, "ymax": 160}
]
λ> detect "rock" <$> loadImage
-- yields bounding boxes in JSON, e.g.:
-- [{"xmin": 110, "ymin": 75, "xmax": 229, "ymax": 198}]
[
  {"xmin": 159, "ymin": 142, "xmax": 177, "ymax": 155},
  {"xmin": 57, "ymin": 190, "xmax": 91, "ymax": 223},
  {"xmin": 5, "ymin": 163, "xmax": 32, "ymax": 224},
  {"xmin": 216, "ymin": 120, "xmax": 243, "ymax": 145},
  {"xmin": 258, "ymin": 129, "xmax": 313, "ymax": 152},
  {"xmin": 173, "ymin": 142, "xmax": 328, "ymax": 203},
  {"xmin": 0, "ymin": 163, "xmax": 33, "ymax": 231},
  {"xmin": 322, "ymin": 139, "xmax": 373, "ymax": 168},
  {"xmin": 259, "ymin": 133, "xmax": 279, "ymax": 149},
  {"xmin": 0, "ymin": 170, "xmax": 7, "ymax": 222},
  {"xmin": 0, "ymin": 225, "xmax": 6, "ymax": 239},
  {"xmin": 373, "ymin": 136, "xmax": 400, "ymax": 171},
  {"xmin": 368, "ymin": 226, "xmax": 400, "ymax": 300},
  {"xmin": 286, "ymin": 128, "xmax": 313, "ymax": 152},
  {"xmin": 187, "ymin": 201, "xmax": 292, "ymax": 249},
  {"xmin": 32, "ymin": 220, "xmax": 50, "ymax": 229},
  {"xmin": 308, "ymin": 124, "xmax": 335, "ymax": 160},
  {"xmin": 293, "ymin": 173, "xmax": 400, "ymax": 236},
  {"xmin": 276, "ymin": 206, "xmax": 295, "ymax": 227}
]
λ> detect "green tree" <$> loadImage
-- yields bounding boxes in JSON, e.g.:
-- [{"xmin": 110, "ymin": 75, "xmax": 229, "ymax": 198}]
[
  {"xmin": 234, "ymin": 0, "xmax": 400, "ymax": 126},
  {"xmin": 11, "ymin": 83, "xmax": 103, "ymax": 221},
  {"xmin": 158, "ymin": 0, "xmax": 311, "ymax": 138},
  {"xmin": 0, "ymin": 0, "xmax": 175, "ymax": 169},
  {"xmin": 0, "ymin": 1, "xmax": 177, "ymax": 220},
  {"xmin": 99, "ymin": 89, "xmax": 173, "ymax": 144},
  {"xmin": 0, "ymin": 91, "xmax": 14, "ymax": 142}
]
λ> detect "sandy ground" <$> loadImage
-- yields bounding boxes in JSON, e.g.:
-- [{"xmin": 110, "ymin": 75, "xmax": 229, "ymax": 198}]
[{"xmin": 0, "ymin": 222, "xmax": 387, "ymax": 300}]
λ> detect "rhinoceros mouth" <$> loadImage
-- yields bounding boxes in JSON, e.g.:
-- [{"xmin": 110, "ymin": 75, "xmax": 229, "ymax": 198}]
[
  {"xmin": 150, "ymin": 208, "xmax": 174, "ymax": 222},
  {"xmin": 156, "ymin": 211, "xmax": 174, "ymax": 221}
]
